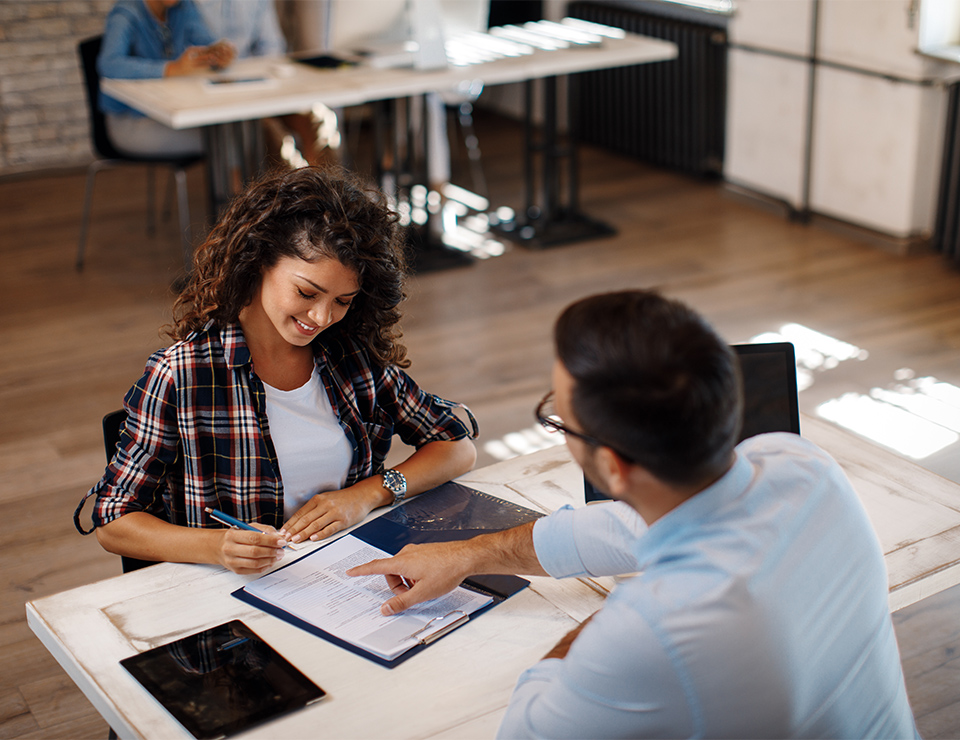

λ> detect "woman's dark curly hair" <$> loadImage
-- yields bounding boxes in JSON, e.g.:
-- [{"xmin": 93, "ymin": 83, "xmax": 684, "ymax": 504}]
[{"xmin": 167, "ymin": 166, "xmax": 410, "ymax": 368}]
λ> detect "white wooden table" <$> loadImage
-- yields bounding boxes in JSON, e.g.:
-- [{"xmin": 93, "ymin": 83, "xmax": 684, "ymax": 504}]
[
  {"xmin": 99, "ymin": 26, "xmax": 678, "ymax": 241},
  {"xmin": 99, "ymin": 32, "xmax": 677, "ymax": 130},
  {"xmin": 26, "ymin": 465, "xmax": 604, "ymax": 740},
  {"xmin": 27, "ymin": 417, "xmax": 960, "ymax": 738}
]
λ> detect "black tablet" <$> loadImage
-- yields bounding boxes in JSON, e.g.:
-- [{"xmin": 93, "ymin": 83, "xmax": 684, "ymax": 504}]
[{"xmin": 121, "ymin": 620, "xmax": 325, "ymax": 739}]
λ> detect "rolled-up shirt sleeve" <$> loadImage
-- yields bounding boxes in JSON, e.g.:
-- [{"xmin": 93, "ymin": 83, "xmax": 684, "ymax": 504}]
[
  {"xmin": 382, "ymin": 364, "xmax": 478, "ymax": 447},
  {"xmin": 83, "ymin": 352, "xmax": 182, "ymax": 530},
  {"xmin": 532, "ymin": 501, "xmax": 646, "ymax": 578}
]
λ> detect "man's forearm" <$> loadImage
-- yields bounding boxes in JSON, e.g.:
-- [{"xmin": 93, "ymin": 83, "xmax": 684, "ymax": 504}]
[{"xmin": 469, "ymin": 521, "xmax": 547, "ymax": 577}]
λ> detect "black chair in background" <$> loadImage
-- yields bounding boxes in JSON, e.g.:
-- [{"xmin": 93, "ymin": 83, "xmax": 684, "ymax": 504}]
[
  {"xmin": 101, "ymin": 409, "xmax": 158, "ymax": 574},
  {"xmin": 76, "ymin": 36, "xmax": 203, "ymax": 272}
]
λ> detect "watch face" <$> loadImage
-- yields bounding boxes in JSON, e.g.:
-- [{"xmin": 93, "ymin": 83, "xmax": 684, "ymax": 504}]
[{"xmin": 384, "ymin": 470, "xmax": 406, "ymax": 501}]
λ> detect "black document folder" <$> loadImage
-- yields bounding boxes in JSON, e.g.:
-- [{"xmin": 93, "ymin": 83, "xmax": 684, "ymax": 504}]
[{"xmin": 233, "ymin": 482, "xmax": 544, "ymax": 668}]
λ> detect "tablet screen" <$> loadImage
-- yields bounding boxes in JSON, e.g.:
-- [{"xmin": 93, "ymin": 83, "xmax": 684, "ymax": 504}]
[{"xmin": 121, "ymin": 620, "xmax": 325, "ymax": 739}]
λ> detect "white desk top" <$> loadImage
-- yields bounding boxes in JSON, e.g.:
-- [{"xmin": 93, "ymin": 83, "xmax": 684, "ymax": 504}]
[
  {"xmin": 27, "ymin": 471, "xmax": 604, "ymax": 740},
  {"xmin": 27, "ymin": 416, "xmax": 960, "ymax": 738},
  {"xmin": 99, "ymin": 32, "xmax": 677, "ymax": 130}
]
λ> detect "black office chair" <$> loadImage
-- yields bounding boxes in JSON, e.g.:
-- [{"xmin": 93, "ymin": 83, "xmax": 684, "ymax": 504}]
[
  {"xmin": 101, "ymin": 409, "xmax": 158, "ymax": 574},
  {"xmin": 76, "ymin": 36, "xmax": 203, "ymax": 272}
]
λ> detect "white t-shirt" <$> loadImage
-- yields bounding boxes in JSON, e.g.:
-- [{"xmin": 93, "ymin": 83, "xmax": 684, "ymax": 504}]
[{"xmin": 263, "ymin": 369, "xmax": 353, "ymax": 520}]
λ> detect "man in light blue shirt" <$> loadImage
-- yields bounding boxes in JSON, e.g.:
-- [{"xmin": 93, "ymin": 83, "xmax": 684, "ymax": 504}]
[
  {"xmin": 194, "ymin": 0, "xmax": 285, "ymax": 58},
  {"xmin": 195, "ymin": 0, "xmax": 339, "ymax": 167},
  {"xmin": 349, "ymin": 289, "xmax": 920, "ymax": 739}
]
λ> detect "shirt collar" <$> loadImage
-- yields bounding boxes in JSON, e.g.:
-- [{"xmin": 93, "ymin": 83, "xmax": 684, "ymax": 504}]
[
  {"xmin": 218, "ymin": 322, "xmax": 252, "ymax": 369},
  {"xmin": 631, "ymin": 450, "xmax": 753, "ymax": 568},
  {"xmin": 217, "ymin": 321, "xmax": 331, "ymax": 371}
]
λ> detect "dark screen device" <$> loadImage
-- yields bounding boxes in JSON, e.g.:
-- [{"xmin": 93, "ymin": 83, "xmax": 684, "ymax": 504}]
[
  {"xmin": 733, "ymin": 341, "xmax": 800, "ymax": 440},
  {"xmin": 205, "ymin": 77, "xmax": 271, "ymax": 85},
  {"xmin": 295, "ymin": 53, "xmax": 356, "ymax": 69},
  {"xmin": 584, "ymin": 341, "xmax": 800, "ymax": 502},
  {"xmin": 121, "ymin": 620, "xmax": 325, "ymax": 739}
]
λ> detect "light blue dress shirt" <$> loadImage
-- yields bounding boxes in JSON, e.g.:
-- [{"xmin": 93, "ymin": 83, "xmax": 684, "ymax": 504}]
[
  {"xmin": 97, "ymin": 0, "xmax": 215, "ymax": 116},
  {"xmin": 499, "ymin": 433, "xmax": 920, "ymax": 739},
  {"xmin": 194, "ymin": 0, "xmax": 286, "ymax": 59}
]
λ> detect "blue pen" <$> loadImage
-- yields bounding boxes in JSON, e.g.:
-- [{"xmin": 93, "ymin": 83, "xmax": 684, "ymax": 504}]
[
  {"xmin": 205, "ymin": 507, "xmax": 289, "ymax": 550},
  {"xmin": 205, "ymin": 507, "xmax": 260, "ymax": 532}
]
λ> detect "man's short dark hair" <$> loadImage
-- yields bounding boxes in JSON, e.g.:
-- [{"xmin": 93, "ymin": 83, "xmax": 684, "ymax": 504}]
[{"xmin": 554, "ymin": 290, "xmax": 743, "ymax": 487}]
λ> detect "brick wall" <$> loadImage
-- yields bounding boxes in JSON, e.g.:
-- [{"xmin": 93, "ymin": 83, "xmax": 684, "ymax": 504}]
[{"xmin": 0, "ymin": 1, "xmax": 112, "ymax": 176}]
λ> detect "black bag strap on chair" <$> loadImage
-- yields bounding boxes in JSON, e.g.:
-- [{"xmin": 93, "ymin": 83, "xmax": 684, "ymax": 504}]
[{"xmin": 87, "ymin": 409, "xmax": 159, "ymax": 573}]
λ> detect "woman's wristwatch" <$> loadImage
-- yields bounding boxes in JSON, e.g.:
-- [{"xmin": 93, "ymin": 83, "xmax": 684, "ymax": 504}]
[{"xmin": 382, "ymin": 469, "xmax": 407, "ymax": 506}]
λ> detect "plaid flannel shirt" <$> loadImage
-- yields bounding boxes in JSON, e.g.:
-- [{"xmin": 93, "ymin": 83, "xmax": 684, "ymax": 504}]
[{"xmin": 75, "ymin": 322, "xmax": 477, "ymax": 533}]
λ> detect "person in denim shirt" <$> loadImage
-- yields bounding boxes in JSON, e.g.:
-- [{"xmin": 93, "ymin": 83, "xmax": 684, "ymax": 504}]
[
  {"xmin": 98, "ymin": 0, "xmax": 235, "ymax": 157},
  {"xmin": 76, "ymin": 167, "xmax": 477, "ymax": 574}
]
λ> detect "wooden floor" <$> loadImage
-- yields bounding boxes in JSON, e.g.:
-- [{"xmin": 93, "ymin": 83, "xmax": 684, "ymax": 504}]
[{"xmin": 3, "ymin": 112, "xmax": 960, "ymax": 738}]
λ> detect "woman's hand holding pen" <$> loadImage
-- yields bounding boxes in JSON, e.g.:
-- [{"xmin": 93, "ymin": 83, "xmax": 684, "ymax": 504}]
[{"xmin": 215, "ymin": 524, "xmax": 286, "ymax": 575}]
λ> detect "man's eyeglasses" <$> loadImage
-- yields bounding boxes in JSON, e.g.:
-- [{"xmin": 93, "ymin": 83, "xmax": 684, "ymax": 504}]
[
  {"xmin": 535, "ymin": 390, "xmax": 637, "ymax": 463},
  {"xmin": 535, "ymin": 390, "xmax": 599, "ymax": 445}
]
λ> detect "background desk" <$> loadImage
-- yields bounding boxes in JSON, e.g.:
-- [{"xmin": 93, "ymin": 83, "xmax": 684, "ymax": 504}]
[
  {"xmin": 28, "ymin": 416, "xmax": 960, "ymax": 738},
  {"xmin": 100, "ymin": 28, "xmax": 677, "ymax": 243}
]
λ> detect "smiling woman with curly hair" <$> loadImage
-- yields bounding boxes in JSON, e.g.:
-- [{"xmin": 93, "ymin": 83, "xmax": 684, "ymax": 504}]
[{"xmin": 76, "ymin": 167, "xmax": 478, "ymax": 575}]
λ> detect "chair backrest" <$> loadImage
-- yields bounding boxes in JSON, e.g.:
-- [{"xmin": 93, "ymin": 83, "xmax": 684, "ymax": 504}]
[
  {"xmin": 102, "ymin": 408, "xmax": 127, "ymax": 461},
  {"xmin": 78, "ymin": 35, "xmax": 125, "ymax": 161},
  {"xmin": 101, "ymin": 409, "xmax": 158, "ymax": 573}
]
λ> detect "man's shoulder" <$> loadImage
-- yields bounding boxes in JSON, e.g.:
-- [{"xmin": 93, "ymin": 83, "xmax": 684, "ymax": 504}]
[{"xmin": 738, "ymin": 432, "xmax": 840, "ymax": 476}]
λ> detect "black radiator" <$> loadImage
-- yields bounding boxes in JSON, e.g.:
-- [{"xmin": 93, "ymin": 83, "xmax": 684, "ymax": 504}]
[
  {"xmin": 934, "ymin": 82, "xmax": 960, "ymax": 262},
  {"xmin": 568, "ymin": 1, "xmax": 728, "ymax": 177}
]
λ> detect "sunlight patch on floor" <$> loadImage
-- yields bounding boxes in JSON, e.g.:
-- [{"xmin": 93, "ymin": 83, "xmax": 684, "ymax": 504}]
[
  {"xmin": 750, "ymin": 322, "xmax": 868, "ymax": 393},
  {"xmin": 483, "ymin": 423, "xmax": 565, "ymax": 462},
  {"xmin": 485, "ymin": 323, "xmax": 960, "ymax": 465},
  {"xmin": 753, "ymin": 325, "xmax": 960, "ymax": 461}
]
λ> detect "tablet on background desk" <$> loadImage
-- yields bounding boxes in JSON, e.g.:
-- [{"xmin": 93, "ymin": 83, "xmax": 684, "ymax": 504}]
[
  {"xmin": 203, "ymin": 76, "xmax": 278, "ymax": 92},
  {"xmin": 120, "ymin": 620, "xmax": 325, "ymax": 739}
]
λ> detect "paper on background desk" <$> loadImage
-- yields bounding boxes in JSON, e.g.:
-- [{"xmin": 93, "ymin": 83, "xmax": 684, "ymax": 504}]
[{"xmin": 243, "ymin": 534, "xmax": 490, "ymax": 660}]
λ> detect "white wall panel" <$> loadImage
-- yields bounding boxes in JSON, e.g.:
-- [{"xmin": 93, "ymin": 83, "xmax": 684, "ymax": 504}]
[
  {"xmin": 725, "ymin": 47, "xmax": 810, "ymax": 208},
  {"xmin": 728, "ymin": 0, "xmax": 813, "ymax": 56},
  {"xmin": 817, "ymin": 0, "xmax": 942, "ymax": 78},
  {"xmin": 809, "ymin": 65, "xmax": 946, "ymax": 236}
]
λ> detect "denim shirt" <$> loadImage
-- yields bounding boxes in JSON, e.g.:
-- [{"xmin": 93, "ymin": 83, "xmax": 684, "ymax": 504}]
[{"xmin": 97, "ymin": 0, "xmax": 215, "ymax": 116}]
